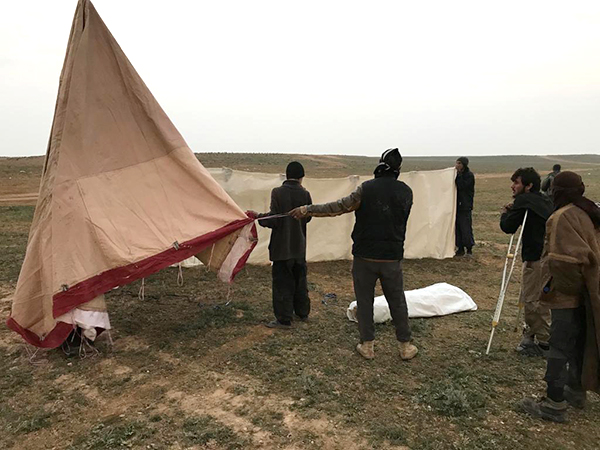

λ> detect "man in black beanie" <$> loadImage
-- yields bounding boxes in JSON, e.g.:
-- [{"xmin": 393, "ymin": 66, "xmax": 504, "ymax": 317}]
[
  {"xmin": 257, "ymin": 161, "xmax": 313, "ymax": 329},
  {"xmin": 290, "ymin": 149, "xmax": 418, "ymax": 361},
  {"xmin": 455, "ymin": 157, "xmax": 475, "ymax": 256}
]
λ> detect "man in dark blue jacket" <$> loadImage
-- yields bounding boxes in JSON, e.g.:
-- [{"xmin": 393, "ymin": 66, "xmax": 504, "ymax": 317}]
[
  {"xmin": 500, "ymin": 167, "xmax": 553, "ymax": 356},
  {"xmin": 455, "ymin": 157, "xmax": 475, "ymax": 256},
  {"xmin": 290, "ymin": 149, "xmax": 418, "ymax": 361}
]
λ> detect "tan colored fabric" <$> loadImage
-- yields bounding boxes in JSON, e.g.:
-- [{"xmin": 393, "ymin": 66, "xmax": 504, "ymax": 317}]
[
  {"xmin": 541, "ymin": 204, "xmax": 600, "ymax": 392},
  {"xmin": 9, "ymin": 0, "xmax": 252, "ymax": 344},
  {"xmin": 78, "ymin": 295, "xmax": 107, "ymax": 313},
  {"xmin": 520, "ymin": 260, "xmax": 550, "ymax": 343},
  {"xmin": 208, "ymin": 168, "xmax": 457, "ymax": 263}
]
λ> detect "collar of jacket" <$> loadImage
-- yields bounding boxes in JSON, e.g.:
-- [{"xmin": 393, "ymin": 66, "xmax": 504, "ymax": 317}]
[{"xmin": 283, "ymin": 179, "xmax": 302, "ymax": 188}]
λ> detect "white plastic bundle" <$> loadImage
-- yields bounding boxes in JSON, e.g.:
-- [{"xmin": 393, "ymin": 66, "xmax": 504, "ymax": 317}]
[{"xmin": 346, "ymin": 282, "xmax": 477, "ymax": 323}]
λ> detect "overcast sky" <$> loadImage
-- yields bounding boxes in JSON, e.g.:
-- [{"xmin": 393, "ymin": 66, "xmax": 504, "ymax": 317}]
[{"xmin": 1, "ymin": 0, "xmax": 599, "ymax": 157}]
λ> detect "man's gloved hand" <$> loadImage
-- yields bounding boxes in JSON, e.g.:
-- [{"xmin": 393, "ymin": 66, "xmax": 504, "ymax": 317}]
[{"xmin": 289, "ymin": 205, "xmax": 308, "ymax": 219}]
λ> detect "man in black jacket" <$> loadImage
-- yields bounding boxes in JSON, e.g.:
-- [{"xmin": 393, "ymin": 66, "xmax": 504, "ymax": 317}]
[
  {"xmin": 258, "ymin": 162, "xmax": 312, "ymax": 329},
  {"xmin": 500, "ymin": 167, "xmax": 553, "ymax": 356},
  {"xmin": 290, "ymin": 149, "xmax": 418, "ymax": 361},
  {"xmin": 455, "ymin": 157, "xmax": 475, "ymax": 256}
]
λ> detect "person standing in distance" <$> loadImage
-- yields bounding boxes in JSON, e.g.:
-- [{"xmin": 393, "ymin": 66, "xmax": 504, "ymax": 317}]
[
  {"xmin": 455, "ymin": 157, "xmax": 475, "ymax": 257},
  {"xmin": 541, "ymin": 164, "xmax": 561, "ymax": 200}
]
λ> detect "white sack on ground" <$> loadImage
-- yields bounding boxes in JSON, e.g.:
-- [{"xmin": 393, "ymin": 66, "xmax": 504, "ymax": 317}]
[
  {"xmin": 207, "ymin": 168, "xmax": 457, "ymax": 264},
  {"xmin": 346, "ymin": 283, "xmax": 477, "ymax": 322}
]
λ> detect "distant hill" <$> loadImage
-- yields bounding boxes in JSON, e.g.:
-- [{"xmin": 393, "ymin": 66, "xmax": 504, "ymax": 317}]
[{"xmin": 1, "ymin": 154, "xmax": 599, "ymax": 196}]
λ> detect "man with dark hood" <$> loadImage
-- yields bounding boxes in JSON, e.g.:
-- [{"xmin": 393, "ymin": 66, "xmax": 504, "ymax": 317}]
[
  {"xmin": 541, "ymin": 164, "xmax": 561, "ymax": 199},
  {"xmin": 500, "ymin": 168, "xmax": 553, "ymax": 356},
  {"xmin": 455, "ymin": 157, "xmax": 475, "ymax": 256},
  {"xmin": 519, "ymin": 171, "xmax": 600, "ymax": 423},
  {"xmin": 289, "ymin": 149, "xmax": 418, "ymax": 361},
  {"xmin": 257, "ymin": 161, "xmax": 312, "ymax": 329}
]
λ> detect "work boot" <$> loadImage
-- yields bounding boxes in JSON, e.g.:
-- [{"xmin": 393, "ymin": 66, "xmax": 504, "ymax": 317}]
[
  {"xmin": 454, "ymin": 248, "xmax": 465, "ymax": 257},
  {"xmin": 265, "ymin": 320, "xmax": 292, "ymax": 330},
  {"xmin": 516, "ymin": 335, "xmax": 544, "ymax": 357},
  {"xmin": 518, "ymin": 397, "xmax": 568, "ymax": 423},
  {"xmin": 356, "ymin": 341, "xmax": 375, "ymax": 360},
  {"xmin": 564, "ymin": 385, "xmax": 586, "ymax": 409},
  {"xmin": 399, "ymin": 341, "xmax": 419, "ymax": 360}
]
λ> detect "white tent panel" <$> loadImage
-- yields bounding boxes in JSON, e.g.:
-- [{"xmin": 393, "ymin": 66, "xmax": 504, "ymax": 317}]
[{"xmin": 205, "ymin": 167, "xmax": 457, "ymax": 264}]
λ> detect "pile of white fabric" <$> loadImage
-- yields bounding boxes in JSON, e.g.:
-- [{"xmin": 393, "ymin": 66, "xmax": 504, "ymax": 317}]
[{"xmin": 346, "ymin": 282, "xmax": 477, "ymax": 323}]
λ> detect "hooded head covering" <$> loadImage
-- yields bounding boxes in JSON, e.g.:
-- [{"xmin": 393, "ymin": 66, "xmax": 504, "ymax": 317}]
[
  {"xmin": 457, "ymin": 157, "xmax": 470, "ymax": 171},
  {"xmin": 374, "ymin": 148, "xmax": 402, "ymax": 178},
  {"xmin": 553, "ymin": 171, "xmax": 600, "ymax": 228},
  {"xmin": 286, "ymin": 161, "xmax": 305, "ymax": 179}
]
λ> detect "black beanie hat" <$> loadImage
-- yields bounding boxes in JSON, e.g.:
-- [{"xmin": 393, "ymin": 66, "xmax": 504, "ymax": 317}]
[
  {"xmin": 457, "ymin": 156, "xmax": 469, "ymax": 168},
  {"xmin": 286, "ymin": 161, "xmax": 305, "ymax": 179},
  {"xmin": 374, "ymin": 148, "xmax": 402, "ymax": 176}
]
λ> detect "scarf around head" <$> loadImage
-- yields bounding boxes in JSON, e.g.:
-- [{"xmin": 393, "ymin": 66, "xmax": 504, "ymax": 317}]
[
  {"xmin": 553, "ymin": 171, "xmax": 600, "ymax": 228},
  {"xmin": 374, "ymin": 148, "xmax": 402, "ymax": 178}
]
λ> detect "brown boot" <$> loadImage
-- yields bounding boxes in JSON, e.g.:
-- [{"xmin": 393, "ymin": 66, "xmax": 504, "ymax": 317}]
[
  {"xmin": 518, "ymin": 397, "xmax": 567, "ymax": 423},
  {"xmin": 564, "ymin": 385, "xmax": 586, "ymax": 409},
  {"xmin": 399, "ymin": 341, "xmax": 418, "ymax": 360},
  {"xmin": 356, "ymin": 341, "xmax": 375, "ymax": 360}
]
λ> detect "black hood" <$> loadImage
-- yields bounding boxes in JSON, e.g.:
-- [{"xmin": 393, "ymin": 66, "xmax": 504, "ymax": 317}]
[{"xmin": 512, "ymin": 192, "xmax": 553, "ymax": 220}]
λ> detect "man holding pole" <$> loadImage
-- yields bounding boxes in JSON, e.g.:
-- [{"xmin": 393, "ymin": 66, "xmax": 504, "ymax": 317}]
[
  {"xmin": 500, "ymin": 168, "xmax": 553, "ymax": 356},
  {"xmin": 289, "ymin": 148, "xmax": 418, "ymax": 361}
]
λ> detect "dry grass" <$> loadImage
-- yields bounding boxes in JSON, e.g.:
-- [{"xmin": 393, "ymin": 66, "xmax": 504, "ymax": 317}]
[{"xmin": 1, "ymin": 154, "xmax": 600, "ymax": 449}]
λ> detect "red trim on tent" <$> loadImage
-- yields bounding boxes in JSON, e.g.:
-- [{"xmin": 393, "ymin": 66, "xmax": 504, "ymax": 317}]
[
  {"xmin": 229, "ymin": 221, "xmax": 259, "ymax": 282},
  {"xmin": 7, "ymin": 217, "xmax": 254, "ymax": 348},
  {"xmin": 7, "ymin": 318, "xmax": 74, "ymax": 349}
]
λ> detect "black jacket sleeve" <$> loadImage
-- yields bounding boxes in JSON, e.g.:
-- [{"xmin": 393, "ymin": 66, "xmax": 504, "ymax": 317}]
[
  {"xmin": 258, "ymin": 189, "xmax": 281, "ymax": 229},
  {"xmin": 500, "ymin": 205, "xmax": 526, "ymax": 234}
]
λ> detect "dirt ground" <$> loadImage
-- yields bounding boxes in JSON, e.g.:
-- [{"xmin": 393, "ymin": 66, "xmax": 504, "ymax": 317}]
[{"xmin": 1, "ymin": 154, "xmax": 600, "ymax": 449}]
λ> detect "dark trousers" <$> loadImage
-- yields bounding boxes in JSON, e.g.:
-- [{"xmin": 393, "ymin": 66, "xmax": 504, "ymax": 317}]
[
  {"xmin": 455, "ymin": 209, "xmax": 475, "ymax": 250},
  {"xmin": 272, "ymin": 259, "xmax": 310, "ymax": 323},
  {"xmin": 544, "ymin": 306, "xmax": 586, "ymax": 401},
  {"xmin": 352, "ymin": 257, "xmax": 411, "ymax": 343}
]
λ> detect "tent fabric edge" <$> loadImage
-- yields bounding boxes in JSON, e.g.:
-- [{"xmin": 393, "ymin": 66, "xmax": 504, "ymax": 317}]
[{"xmin": 8, "ymin": 217, "xmax": 254, "ymax": 348}]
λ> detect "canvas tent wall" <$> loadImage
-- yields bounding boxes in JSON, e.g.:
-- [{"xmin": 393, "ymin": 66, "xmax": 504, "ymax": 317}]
[
  {"xmin": 205, "ymin": 167, "xmax": 457, "ymax": 263},
  {"xmin": 7, "ymin": 0, "xmax": 257, "ymax": 348}
]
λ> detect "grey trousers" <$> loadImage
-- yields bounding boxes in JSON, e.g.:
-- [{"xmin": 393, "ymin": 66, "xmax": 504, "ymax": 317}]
[{"xmin": 352, "ymin": 257, "xmax": 411, "ymax": 343}]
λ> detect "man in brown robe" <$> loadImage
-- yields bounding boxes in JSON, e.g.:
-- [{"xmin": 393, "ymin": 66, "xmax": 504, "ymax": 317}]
[{"xmin": 519, "ymin": 171, "xmax": 600, "ymax": 423}]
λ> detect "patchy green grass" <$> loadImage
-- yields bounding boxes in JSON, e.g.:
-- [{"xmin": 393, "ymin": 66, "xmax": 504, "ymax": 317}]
[
  {"xmin": 182, "ymin": 415, "xmax": 250, "ymax": 448},
  {"xmin": 68, "ymin": 419, "xmax": 153, "ymax": 450},
  {"xmin": 2, "ymin": 154, "xmax": 600, "ymax": 450}
]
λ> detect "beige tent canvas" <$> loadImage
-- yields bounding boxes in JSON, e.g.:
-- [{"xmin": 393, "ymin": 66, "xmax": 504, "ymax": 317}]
[{"xmin": 7, "ymin": 0, "xmax": 257, "ymax": 348}]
